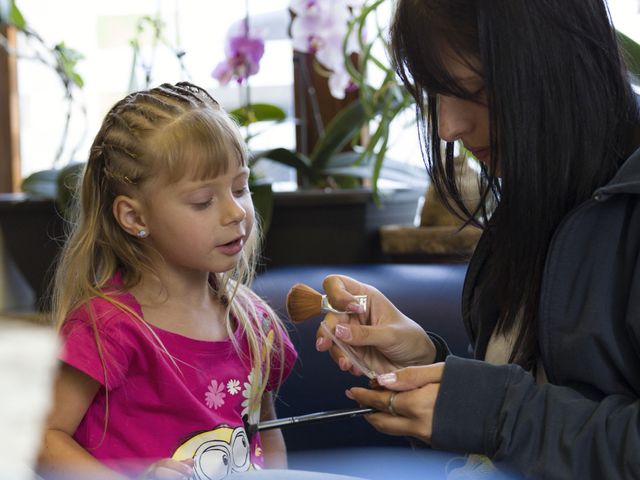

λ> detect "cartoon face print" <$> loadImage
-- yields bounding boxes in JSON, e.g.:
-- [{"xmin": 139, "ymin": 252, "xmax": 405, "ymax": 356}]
[{"xmin": 173, "ymin": 425, "xmax": 256, "ymax": 480}]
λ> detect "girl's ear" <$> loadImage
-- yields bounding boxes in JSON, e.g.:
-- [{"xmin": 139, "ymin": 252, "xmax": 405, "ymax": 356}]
[{"xmin": 112, "ymin": 195, "xmax": 148, "ymax": 238}]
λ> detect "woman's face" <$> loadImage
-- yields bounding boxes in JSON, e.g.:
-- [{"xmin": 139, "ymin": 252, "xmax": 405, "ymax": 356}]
[{"xmin": 436, "ymin": 54, "xmax": 491, "ymax": 165}]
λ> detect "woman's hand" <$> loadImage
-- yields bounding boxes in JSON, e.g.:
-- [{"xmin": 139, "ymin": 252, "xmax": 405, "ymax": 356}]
[
  {"xmin": 346, "ymin": 363, "xmax": 445, "ymax": 444},
  {"xmin": 316, "ymin": 275, "xmax": 436, "ymax": 376},
  {"xmin": 139, "ymin": 458, "xmax": 194, "ymax": 480}
]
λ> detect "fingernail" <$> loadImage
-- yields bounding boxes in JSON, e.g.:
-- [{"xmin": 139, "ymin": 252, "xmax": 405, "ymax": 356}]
[
  {"xmin": 345, "ymin": 389, "xmax": 354, "ymax": 400},
  {"xmin": 316, "ymin": 337, "xmax": 324, "ymax": 351},
  {"xmin": 335, "ymin": 324, "xmax": 352, "ymax": 340},
  {"xmin": 346, "ymin": 302, "xmax": 364, "ymax": 314},
  {"xmin": 377, "ymin": 373, "xmax": 397, "ymax": 386},
  {"xmin": 339, "ymin": 357, "xmax": 348, "ymax": 371}
]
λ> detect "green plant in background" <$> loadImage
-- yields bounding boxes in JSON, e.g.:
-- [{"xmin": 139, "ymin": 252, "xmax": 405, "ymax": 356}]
[
  {"xmin": 618, "ymin": 30, "xmax": 640, "ymax": 81},
  {"xmin": 262, "ymin": 0, "xmax": 417, "ymax": 195},
  {"xmin": 128, "ymin": 14, "xmax": 189, "ymax": 92},
  {"xmin": 276, "ymin": 0, "xmax": 640, "ymax": 197},
  {"xmin": 0, "ymin": 0, "xmax": 85, "ymax": 172}
]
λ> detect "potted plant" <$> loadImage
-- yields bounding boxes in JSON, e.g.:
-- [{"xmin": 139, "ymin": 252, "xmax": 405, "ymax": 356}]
[
  {"xmin": 240, "ymin": 0, "xmax": 424, "ymax": 267},
  {"xmin": 0, "ymin": 0, "xmax": 85, "ymax": 310}
]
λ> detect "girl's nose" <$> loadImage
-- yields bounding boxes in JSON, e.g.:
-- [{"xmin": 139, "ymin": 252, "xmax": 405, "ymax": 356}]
[
  {"xmin": 437, "ymin": 95, "xmax": 471, "ymax": 143},
  {"xmin": 221, "ymin": 195, "xmax": 247, "ymax": 224}
]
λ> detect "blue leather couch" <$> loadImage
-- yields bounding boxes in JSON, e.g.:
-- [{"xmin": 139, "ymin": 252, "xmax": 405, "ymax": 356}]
[{"xmin": 253, "ymin": 263, "xmax": 470, "ymax": 453}]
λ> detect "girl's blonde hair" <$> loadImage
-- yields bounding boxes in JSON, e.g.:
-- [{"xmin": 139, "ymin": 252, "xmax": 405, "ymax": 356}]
[{"xmin": 52, "ymin": 82, "xmax": 286, "ymax": 425}]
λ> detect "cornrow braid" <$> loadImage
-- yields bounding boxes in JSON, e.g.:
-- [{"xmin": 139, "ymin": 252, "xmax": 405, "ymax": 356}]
[{"xmin": 90, "ymin": 82, "xmax": 221, "ymax": 191}]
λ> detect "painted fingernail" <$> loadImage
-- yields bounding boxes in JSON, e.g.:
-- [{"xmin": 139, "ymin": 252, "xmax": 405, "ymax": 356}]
[
  {"xmin": 345, "ymin": 389, "xmax": 354, "ymax": 400},
  {"xmin": 339, "ymin": 357, "xmax": 349, "ymax": 371},
  {"xmin": 316, "ymin": 337, "xmax": 324, "ymax": 351},
  {"xmin": 335, "ymin": 324, "xmax": 352, "ymax": 340},
  {"xmin": 377, "ymin": 373, "xmax": 397, "ymax": 385},
  {"xmin": 346, "ymin": 302, "xmax": 364, "ymax": 314}
]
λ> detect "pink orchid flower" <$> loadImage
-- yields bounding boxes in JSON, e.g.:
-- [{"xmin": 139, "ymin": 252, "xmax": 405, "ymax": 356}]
[
  {"xmin": 290, "ymin": 0, "xmax": 362, "ymax": 99},
  {"xmin": 212, "ymin": 31, "xmax": 265, "ymax": 85}
]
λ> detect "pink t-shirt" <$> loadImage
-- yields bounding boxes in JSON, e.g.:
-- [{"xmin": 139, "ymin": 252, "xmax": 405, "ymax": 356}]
[{"xmin": 59, "ymin": 281, "xmax": 297, "ymax": 478}]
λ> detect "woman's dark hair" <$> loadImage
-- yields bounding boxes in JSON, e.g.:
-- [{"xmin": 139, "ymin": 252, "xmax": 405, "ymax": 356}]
[{"xmin": 391, "ymin": 0, "xmax": 640, "ymax": 369}]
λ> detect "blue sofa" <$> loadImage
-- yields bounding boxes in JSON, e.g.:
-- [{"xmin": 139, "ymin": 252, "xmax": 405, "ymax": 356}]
[{"xmin": 253, "ymin": 263, "xmax": 470, "ymax": 453}]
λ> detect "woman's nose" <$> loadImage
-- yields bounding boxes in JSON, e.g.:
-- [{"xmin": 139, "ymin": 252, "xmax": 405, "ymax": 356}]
[{"xmin": 437, "ymin": 95, "xmax": 471, "ymax": 143}]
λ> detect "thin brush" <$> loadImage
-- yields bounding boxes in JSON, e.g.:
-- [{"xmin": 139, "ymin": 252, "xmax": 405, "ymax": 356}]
[
  {"xmin": 286, "ymin": 283, "xmax": 375, "ymax": 379},
  {"xmin": 243, "ymin": 407, "xmax": 376, "ymax": 441}
]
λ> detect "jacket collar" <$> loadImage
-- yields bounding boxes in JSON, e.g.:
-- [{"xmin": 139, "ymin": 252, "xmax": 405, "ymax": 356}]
[{"xmin": 592, "ymin": 145, "xmax": 640, "ymax": 201}]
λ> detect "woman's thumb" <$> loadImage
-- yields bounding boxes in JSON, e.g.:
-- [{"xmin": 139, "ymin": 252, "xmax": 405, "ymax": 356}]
[{"xmin": 335, "ymin": 323, "xmax": 389, "ymax": 348}]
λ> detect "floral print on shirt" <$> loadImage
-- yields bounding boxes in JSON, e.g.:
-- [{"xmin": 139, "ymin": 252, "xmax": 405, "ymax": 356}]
[
  {"xmin": 227, "ymin": 379, "xmax": 241, "ymax": 395},
  {"xmin": 204, "ymin": 379, "xmax": 226, "ymax": 409}
]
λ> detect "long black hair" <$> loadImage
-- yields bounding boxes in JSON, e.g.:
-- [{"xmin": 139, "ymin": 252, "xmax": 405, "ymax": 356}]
[{"xmin": 391, "ymin": 0, "xmax": 640, "ymax": 369}]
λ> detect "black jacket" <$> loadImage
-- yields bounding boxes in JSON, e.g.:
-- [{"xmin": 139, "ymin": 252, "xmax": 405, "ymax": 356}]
[{"xmin": 432, "ymin": 145, "xmax": 640, "ymax": 479}]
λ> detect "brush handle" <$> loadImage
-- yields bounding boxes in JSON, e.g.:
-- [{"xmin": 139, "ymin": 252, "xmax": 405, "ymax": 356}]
[
  {"xmin": 321, "ymin": 321, "xmax": 377, "ymax": 379},
  {"xmin": 256, "ymin": 407, "xmax": 376, "ymax": 432},
  {"xmin": 320, "ymin": 295, "xmax": 368, "ymax": 314}
]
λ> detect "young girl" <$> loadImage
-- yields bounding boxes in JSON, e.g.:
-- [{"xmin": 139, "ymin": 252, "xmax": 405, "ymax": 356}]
[
  {"xmin": 38, "ymin": 82, "xmax": 298, "ymax": 480},
  {"xmin": 316, "ymin": 0, "xmax": 640, "ymax": 479}
]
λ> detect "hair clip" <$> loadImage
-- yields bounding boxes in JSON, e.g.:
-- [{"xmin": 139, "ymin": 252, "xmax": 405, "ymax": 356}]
[{"xmin": 104, "ymin": 168, "xmax": 136, "ymax": 185}]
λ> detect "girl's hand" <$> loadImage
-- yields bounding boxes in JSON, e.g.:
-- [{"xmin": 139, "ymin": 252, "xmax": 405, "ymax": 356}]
[
  {"xmin": 317, "ymin": 275, "xmax": 436, "ymax": 376},
  {"xmin": 345, "ymin": 363, "xmax": 445, "ymax": 444},
  {"xmin": 139, "ymin": 458, "xmax": 194, "ymax": 480}
]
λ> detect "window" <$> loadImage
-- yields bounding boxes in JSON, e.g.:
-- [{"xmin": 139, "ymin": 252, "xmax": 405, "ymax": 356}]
[{"xmin": 16, "ymin": 0, "xmax": 295, "ymax": 178}]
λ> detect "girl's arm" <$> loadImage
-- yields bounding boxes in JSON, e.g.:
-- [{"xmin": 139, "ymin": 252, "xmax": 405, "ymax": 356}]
[
  {"xmin": 38, "ymin": 363, "xmax": 128, "ymax": 480},
  {"xmin": 39, "ymin": 364, "xmax": 194, "ymax": 480},
  {"xmin": 258, "ymin": 392, "xmax": 287, "ymax": 469}
]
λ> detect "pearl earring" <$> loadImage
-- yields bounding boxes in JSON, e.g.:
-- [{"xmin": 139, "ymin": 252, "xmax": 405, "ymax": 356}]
[{"xmin": 137, "ymin": 229, "xmax": 148, "ymax": 238}]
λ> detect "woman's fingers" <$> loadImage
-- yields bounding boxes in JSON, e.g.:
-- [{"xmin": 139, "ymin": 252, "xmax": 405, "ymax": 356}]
[
  {"xmin": 376, "ymin": 363, "xmax": 446, "ymax": 391},
  {"xmin": 323, "ymin": 275, "xmax": 372, "ymax": 311},
  {"xmin": 347, "ymin": 385, "xmax": 438, "ymax": 443},
  {"xmin": 319, "ymin": 314, "xmax": 397, "ymax": 349}
]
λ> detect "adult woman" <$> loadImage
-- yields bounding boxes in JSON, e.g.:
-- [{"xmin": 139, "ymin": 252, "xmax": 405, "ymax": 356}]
[{"xmin": 317, "ymin": 0, "xmax": 640, "ymax": 478}]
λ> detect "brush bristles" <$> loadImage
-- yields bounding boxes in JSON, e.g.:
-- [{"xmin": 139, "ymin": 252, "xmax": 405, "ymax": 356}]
[{"xmin": 286, "ymin": 283, "xmax": 324, "ymax": 323}]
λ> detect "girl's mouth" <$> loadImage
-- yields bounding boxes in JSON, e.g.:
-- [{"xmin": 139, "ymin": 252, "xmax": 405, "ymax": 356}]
[{"xmin": 217, "ymin": 237, "xmax": 244, "ymax": 256}]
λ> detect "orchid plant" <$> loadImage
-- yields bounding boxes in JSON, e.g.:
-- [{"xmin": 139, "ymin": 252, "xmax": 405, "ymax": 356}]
[{"xmin": 258, "ymin": 0, "xmax": 415, "ymax": 194}]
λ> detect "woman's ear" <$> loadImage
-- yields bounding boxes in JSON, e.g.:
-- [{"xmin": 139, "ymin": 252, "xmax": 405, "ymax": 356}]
[{"xmin": 112, "ymin": 195, "xmax": 148, "ymax": 238}]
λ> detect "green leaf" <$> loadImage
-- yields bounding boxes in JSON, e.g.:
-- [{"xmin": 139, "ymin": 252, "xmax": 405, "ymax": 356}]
[
  {"xmin": 6, "ymin": 1, "xmax": 26, "ymax": 29},
  {"xmin": 250, "ymin": 181, "xmax": 274, "ymax": 234},
  {"xmin": 258, "ymin": 148, "xmax": 313, "ymax": 177},
  {"xmin": 617, "ymin": 30, "xmax": 640, "ymax": 79},
  {"xmin": 54, "ymin": 43, "xmax": 85, "ymax": 89},
  {"xmin": 309, "ymin": 99, "xmax": 370, "ymax": 169},
  {"xmin": 21, "ymin": 169, "xmax": 60, "ymax": 198},
  {"xmin": 230, "ymin": 103, "xmax": 286, "ymax": 126}
]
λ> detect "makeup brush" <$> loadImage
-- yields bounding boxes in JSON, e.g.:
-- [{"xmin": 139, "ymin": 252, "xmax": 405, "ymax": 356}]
[
  {"xmin": 243, "ymin": 407, "xmax": 376, "ymax": 441},
  {"xmin": 286, "ymin": 283, "xmax": 367, "ymax": 323},
  {"xmin": 286, "ymin": 283, "xmax": 376, "ymax": 379}
]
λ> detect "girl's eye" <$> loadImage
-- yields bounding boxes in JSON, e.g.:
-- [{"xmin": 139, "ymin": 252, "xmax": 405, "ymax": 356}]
[
  {"xmin": 234, "ymin": 186, "xmax": 250, "ymax": 197},
  {"xmin": 193, "ymin": 198, "xmax": 214, "ymax": 209}
]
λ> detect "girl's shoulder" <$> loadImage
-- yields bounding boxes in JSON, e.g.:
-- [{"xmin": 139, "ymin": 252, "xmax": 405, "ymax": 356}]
[{"xmin": 66, "ymin": 283, "xmax": 142, "ymax": 334}]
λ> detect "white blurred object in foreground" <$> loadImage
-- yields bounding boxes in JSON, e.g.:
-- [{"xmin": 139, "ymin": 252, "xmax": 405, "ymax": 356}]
[{"xmin": 0, "ymin": 321, "xmax": 58, "ymax": 479}]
